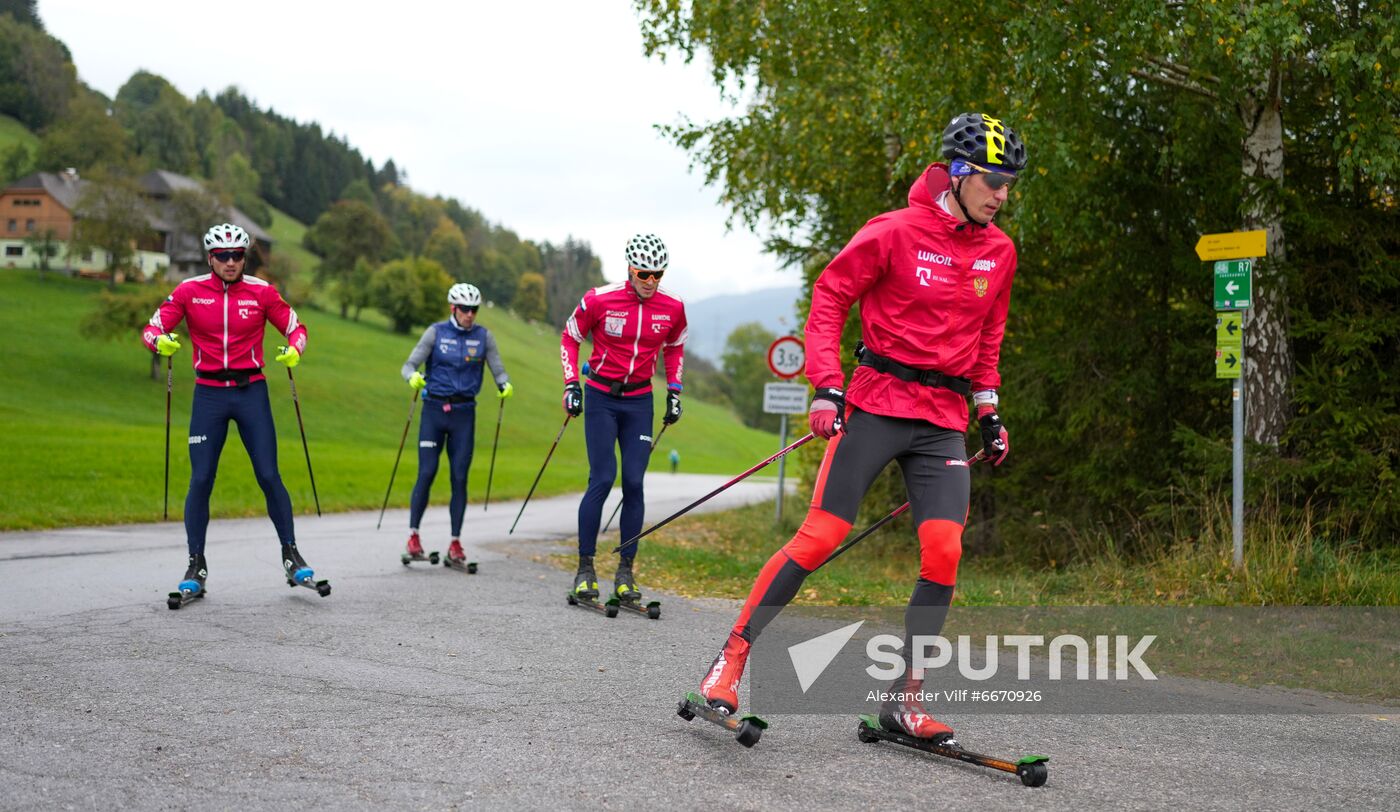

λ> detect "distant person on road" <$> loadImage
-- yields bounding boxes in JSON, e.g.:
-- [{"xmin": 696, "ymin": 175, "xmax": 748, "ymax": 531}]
[
  {"xmin": 669, "ymin": 448, "xmax": 680, "ymax": 474},
  {"xmin": 698, "ymin": 113, "xmax": 1026, "ymax": 744},
  {"xmin": 560, "ymin": 233, "xmax": 687, "ymax": 603},
  {"xmin": 401, "ymin": 283, "xmax": 513, "ymax": 565},
  {"xmin": 142, "ymin": 223, "xmax": 320, "ymax": 595}
]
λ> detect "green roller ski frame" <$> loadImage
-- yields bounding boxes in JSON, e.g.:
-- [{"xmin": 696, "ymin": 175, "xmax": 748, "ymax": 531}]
[{"xmin": 856, "ymin": 715, "xmax": 1048, "ymax": 787}]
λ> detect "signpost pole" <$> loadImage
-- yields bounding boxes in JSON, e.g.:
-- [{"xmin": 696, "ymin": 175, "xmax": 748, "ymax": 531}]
[
  {"xmin": 775, "ymin": 413, "xmax": 788, "ymax": 525},
  {"xmin": 1200, "ymin": 232, "xmax": 1265, "ymax": 572},
  {"xmin": 1232, "ymin": 311, "xmax": 1248, "ymax": 569}
]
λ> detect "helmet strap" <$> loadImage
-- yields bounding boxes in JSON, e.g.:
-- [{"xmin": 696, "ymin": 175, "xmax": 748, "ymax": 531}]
[{"xmin": 950, "ymin": 177, "xmax": 991, "ymax": 230}]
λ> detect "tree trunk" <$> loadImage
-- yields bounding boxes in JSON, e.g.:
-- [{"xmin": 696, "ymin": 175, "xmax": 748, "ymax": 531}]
[{"xmin": 1239, "ymin": 61, "xmax": 1291, "ymax": 447}]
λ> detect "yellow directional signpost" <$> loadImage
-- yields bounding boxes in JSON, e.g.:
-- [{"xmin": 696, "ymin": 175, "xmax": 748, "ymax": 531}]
[
  {"xmin": 1199, "ymin": 230, "xmax": 1267, "ymax": 570},
  {"xmin": 1195, "ymin": 229, "xmax": 1266, "ymax": 261}
]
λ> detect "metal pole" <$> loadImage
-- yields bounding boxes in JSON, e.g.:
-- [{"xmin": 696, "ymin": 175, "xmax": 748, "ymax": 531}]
[
  {"xmin": 774, "ymin": 413, "xmax": 788, "ymax": 525},
  {"xmin": 1232, "ymin": 363, "xmax": 1245, "ymax": 570}
]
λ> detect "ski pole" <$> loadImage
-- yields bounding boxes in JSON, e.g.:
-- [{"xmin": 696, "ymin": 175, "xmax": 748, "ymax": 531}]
[
  {"xmin": 163, "ymin": 355, "xmax": 173, "ymax": 521},
  {"xmin": 602, "ymin": 422, "xmax": 669, "ymax": 533},
  {"xmin": 812, "ymin": 449, "xmax": 989, "ymax": 572},
  {"xmin": 283, "ymin": 362, "xmax": 321, "ymax": 517},
  {"xmin": 613, "ymin": 432, "xmax": 815, "ymax": 555},
  {"xmin": 509, "ymin": 415, "xmax": 572, "ymax": 535},
  {"xmin": 483, "ymin": 395, "xmax": 505, "ymax": 512},
  {"xmin": 377, "ymin": 389, "xmax": 419, "ymax": 530}
]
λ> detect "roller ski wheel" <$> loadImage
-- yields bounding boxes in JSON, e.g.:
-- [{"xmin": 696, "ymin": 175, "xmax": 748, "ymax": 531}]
[
  {"xmin": 677, "ymin": 692, "xmax": 768, "ymax": 748},
  {"xmin": 616, "ymin": 598, "xmax": 662, "ymax": 620},
  {"xmin": 565, "ymin": 592, "xmax": 619, "ymax": 618},
  {"xmin": 855, "ymin": 715, "xmax": 1048, "ymax": 787},
  {"xmin": 166, "ymin": 586, "xmax": 206, "ymax": 610},
  {"xmin": 400, "ymin": 551, "xmax": 441, "ymax": 566}
]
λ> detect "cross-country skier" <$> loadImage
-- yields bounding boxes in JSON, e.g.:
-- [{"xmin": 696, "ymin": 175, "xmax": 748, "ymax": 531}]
[
  {"xmin": 559, "ymin": 233, "xmax": 687, "ymax": 603},
  {"xmin": 143, "ymin": 223, "xmax": 320, "ymax": 595},
  {"xmin": 698, "ymin": 113, "xmax": 1027, "ymax": 742},
  {"xmin": 400, "ymin": 283, "xmax": 513, "ymax": 565}
]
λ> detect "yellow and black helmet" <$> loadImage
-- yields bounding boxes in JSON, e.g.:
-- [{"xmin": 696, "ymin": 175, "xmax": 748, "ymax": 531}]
[{"xmin": 941, "ymin": 113, "xmax": 1027, "ymax": 172}]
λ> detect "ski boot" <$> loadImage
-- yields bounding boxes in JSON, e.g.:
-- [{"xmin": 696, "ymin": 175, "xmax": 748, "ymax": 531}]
[
  {"xmin": 613, "ymin": 557, "xmax": 640, "ymax": 602},
  {"xmin": 167, "ymin": 553, "xmax": 207, "ymax": 609},
  {"xmin": 699, "ymin": 631, "xmax": 752, "ymax": 714},
  {"xmin": 401, "ymin": 532, "xmax": 439, "ymax": 566},
  {"xmin": 442, "ymin": 538, "xmax": 477, "ymax": 573},
  {"xmin": 565, "ymin": 555, "xmax": 617, "ymax": 616},
  {"xmin": 877, "ymin": 679, "xmax": 956, "ymax": 744},
  {"xmin": 282, "ymin": 544, "xmax": 331, "ymax": 597},
  {"xmin": 613, "ymin": 558, "xmax": 661, "ymax": 619},
  {"xmin": 572, "ymin": 555, "xmax": 600, "ymax": 599}
]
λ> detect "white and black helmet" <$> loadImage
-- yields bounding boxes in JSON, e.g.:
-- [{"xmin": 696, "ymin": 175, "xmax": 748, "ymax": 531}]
[
  {"xmin": 203, "ymin": 223, "xmax": 250, "ymax": 252},
  {"xmin": 448, "ymin": 282, "xmax": 482, "ymax": 307},
  {"xmin": 624, "ymin": 233, "xmax": 668, "ymax": 272}
]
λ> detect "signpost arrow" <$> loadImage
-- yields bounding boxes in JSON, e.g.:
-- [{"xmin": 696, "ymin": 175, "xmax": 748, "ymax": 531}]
[
  {"xmin": 1196, "ymin": 230, "xmax": 1267, "ymax": 261},
  {"xmin": 1225, "ymin": 281, "xmax": 1239, "ymax": 295}
]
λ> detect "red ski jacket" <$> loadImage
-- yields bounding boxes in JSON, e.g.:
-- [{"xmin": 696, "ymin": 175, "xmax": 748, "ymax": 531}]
[
  {"xmin": 805, "ymin": 162, "xmax": 1018, "ymax": 432},
  {"xmin": 142, "ymin": 273, "xmax": 308, "ymax": 388},
  {"xmin": 560, "ymin": 280, "xmax": 687, "ymax": 395}
]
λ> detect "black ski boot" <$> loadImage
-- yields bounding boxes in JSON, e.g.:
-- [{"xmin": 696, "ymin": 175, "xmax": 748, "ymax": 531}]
[
  {"xmin": 281, "ymin": 544, "xmax": 315, "ymax": 585},
  {"xmin": 572, "ymin": 555, "xmax": 600, "ymax": 599},
  {"xmin": 179, "ymin": 553, "xmax": 208, "ymax": 595},
  {"xmin": 613, "ymin": 557, "xmax": 641, "ymax": 602}
]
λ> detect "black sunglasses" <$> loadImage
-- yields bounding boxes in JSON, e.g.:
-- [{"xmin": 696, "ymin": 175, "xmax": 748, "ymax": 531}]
[
  {"xmin": 454, "ymin": 305, "xmax": 479, "ymax": 313},
  {"xmin": 965, "ymin": 164, "xmax": 1019, "ymax": 191},
  {"xmin": 632, "ymin": 269, "xmax": 664, "ymax": 281},
  {"xmin": 210, "ymin": 249, "xmax": 245, "ymax": 262}
]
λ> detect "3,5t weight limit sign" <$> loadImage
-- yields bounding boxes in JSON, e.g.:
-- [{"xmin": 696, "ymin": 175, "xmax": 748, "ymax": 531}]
[{"xmin": 767, "ymin": 336, "xmax": 805, "ymax": 380}]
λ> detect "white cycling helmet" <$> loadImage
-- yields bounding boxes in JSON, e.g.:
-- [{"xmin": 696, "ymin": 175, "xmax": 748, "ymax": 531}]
[
  {"xmin": 203, "ymin": 223, "xmax": 250, "ymax": 252},
  {"xmin": 624, "ymin": 233, "xmax": 668, "ymax": 272},
  {"xmin": 448, "ymin": 283, "xmax": 482, "ymax": 307}
]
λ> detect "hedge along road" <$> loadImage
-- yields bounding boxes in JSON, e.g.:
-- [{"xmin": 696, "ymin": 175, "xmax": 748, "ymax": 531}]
[{"xmin": 1, "ymin": 473, "xmax": 1396, "ymax": 810}]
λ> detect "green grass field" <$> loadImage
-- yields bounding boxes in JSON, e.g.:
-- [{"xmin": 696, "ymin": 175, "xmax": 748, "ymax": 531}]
[
  {"xmin": 263, "ymin": 203, "xmax": 321, "ymax": 280},
  {"xmin": 0, "ymin": 270, "xmax": 777, "ymax": 529},
  {"xmin": 0, "ymin": 113, "xmax": 39, "ymax": 157}
]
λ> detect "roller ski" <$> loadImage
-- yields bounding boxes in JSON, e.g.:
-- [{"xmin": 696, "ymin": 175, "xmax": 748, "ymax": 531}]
[
  {"xmin": 856, "ymin": 695, "xmax": 1048, "ymax": 787},
  {"xmin": 565, "ymin": 555, "xmax": 617, "ymax": 617},
  {"xmin": 680, "ymin": 632, "xmax": 764, "ymax": 746},
  {"xmin": 282, "ymin": 544, "xmax": 331, "ymax": 597},
  {"xmin": 400, "ymin": 532, "xmax": 440, "ymax": 566},
  {"xmin": 676, "ymin": 691, "xmax": 767, "ymax": 748},
  {"xmin": 440, "ymin": 539, "xmax": 477, "ymax": 573},
  {"xmin": 611, "ymin": 558, "xmax": 660, "ymax": 620},
  {"xmin": 167, "ymin": 554, "xmax": 208, "ymax": 610}
]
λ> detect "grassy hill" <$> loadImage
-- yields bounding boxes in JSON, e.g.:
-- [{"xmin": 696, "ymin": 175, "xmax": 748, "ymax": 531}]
[
  {"xmin": 0, "ymin": 270, "xmax": 780, "ymax": 530},
  {"xmin": 0, "ymin": 113, "xmax": 39, "ymax": 157},
  {"xmin": 264, "ymin": 202, "xmax": 321, "ymax": 280}
]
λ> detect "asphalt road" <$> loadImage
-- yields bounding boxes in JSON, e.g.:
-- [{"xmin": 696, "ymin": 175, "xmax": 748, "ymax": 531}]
[{"xmin": 2, "ymin": 473, "xmax": 1396, "ymax": 810}]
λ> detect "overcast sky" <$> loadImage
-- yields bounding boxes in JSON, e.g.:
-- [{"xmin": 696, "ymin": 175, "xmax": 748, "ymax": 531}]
[{"xmin": 40, "ymin": 1, "xmax": 796, "ymax": 302}]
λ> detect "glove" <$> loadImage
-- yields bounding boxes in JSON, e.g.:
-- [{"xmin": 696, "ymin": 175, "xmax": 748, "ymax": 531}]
[
  {"xmin": 809, "ymin": 387, "xmax": 845, "ymax": 439},
  {"xmin": 154, "ymin": 332, "xmax": 181, "ymax": 357},
  {"xmin": 663, "ymin": 389, "xmax": 682, "ymax": 425},
  {"xmin": 562, "ymin": 382, "xmax": 583, "ymax": 417},
  {"xmin": 408, "ymin": 371, "xmax": 427, "ymax": 391},
  {"xmin": 498, "ymin": 381, "xmax": 514, "ymax": 400},
  {"xmin": 275, "ymin": 345, "xmax": 301, "ymax": 368},
  {"xmin": 977, "ymin": 405, "xmax": 1009, "ymax": 466}
]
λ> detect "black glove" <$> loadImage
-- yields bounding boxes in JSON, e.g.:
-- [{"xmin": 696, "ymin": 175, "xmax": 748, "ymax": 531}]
[
  {"xmin": 664, "ymin": 389, "xmax": 683, "ymax": 425},
  {"xmin": 562, "ymin": 382, "xmax": 583, "ymax": 417},
  {"xmin": 809, "ymin": 387, "xmax": 846, "ymax": 438},
  {"xmin": 978, "ymin": 408, "xmax": 1009, "ymax": 465}
]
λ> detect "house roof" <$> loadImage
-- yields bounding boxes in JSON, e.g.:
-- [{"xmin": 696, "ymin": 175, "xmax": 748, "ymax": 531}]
[
  {"xmin": 5, "ymin": 171, "xmax": 87, "ymax": 211},
  {"xmin": 1, "ymin": 170, "xmax": 273, "ymax": 246}
]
